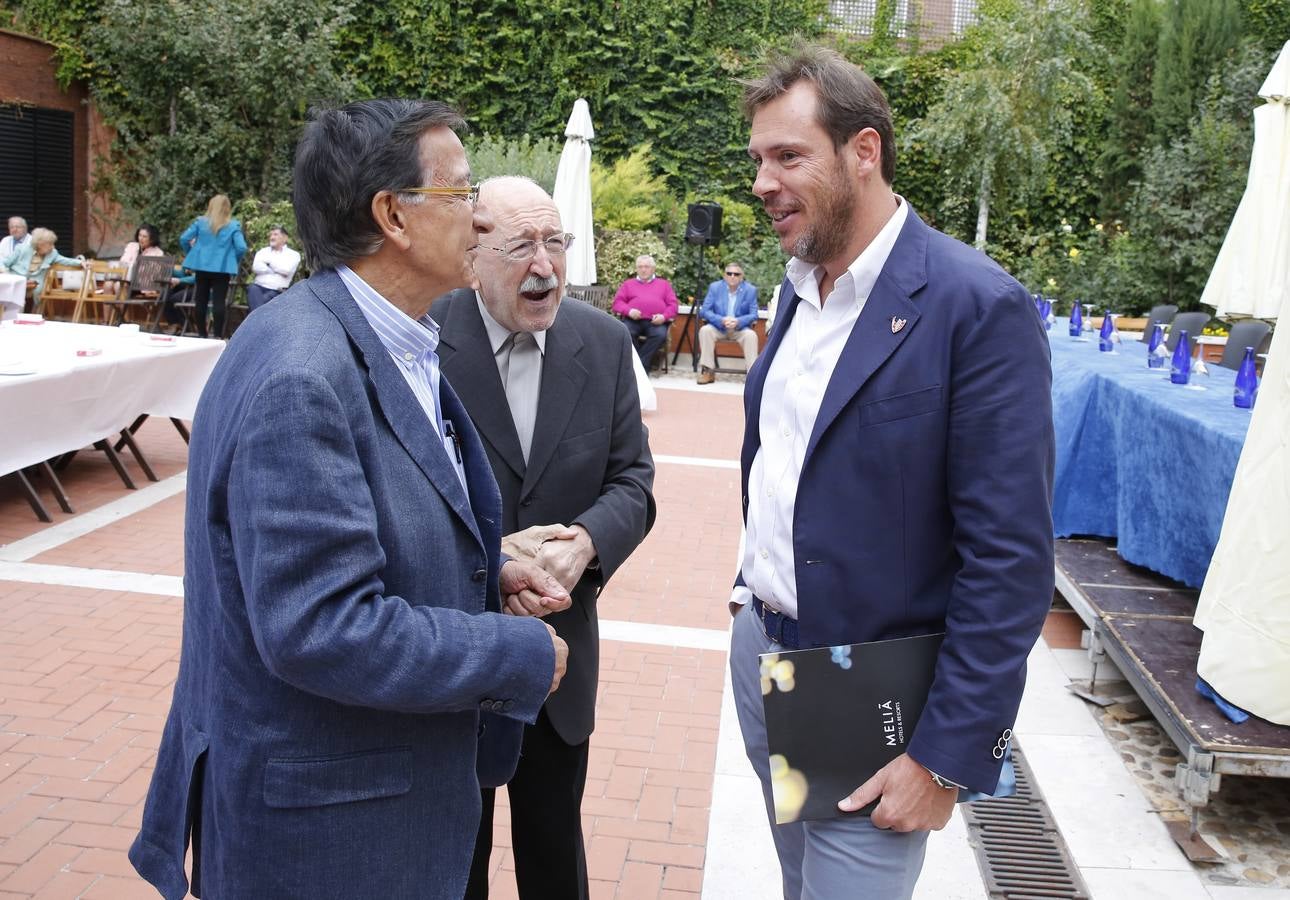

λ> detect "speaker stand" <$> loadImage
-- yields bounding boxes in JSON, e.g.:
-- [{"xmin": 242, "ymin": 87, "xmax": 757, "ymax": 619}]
[{"xmin": 671, "ymin": 243, "xmax": 707, "ymax": 371}]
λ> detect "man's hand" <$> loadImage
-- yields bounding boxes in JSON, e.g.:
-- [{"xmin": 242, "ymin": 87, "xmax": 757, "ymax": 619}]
[
  {"xmin": 535, "ymin": 524, "xmax": 597, "ymax": 592},
  {"xmin": 837, "ymin": 753, "xmax": 957, "ymax": 832},
  {"xmin": 501, "ymin": 523, "xmax": 569, "ymax": 561},
  {"xmin": 499, "ymin": 558, "xmax": 572, "ymax": 618},
  {"xmin": 544, "ymin": 622, "xmax": 568, "ymax": 695},
  {"xmin": 650, "ymin": 313, "xmax": 665, "ymax": 325},
  {"xmin": 628, "ymin": 308, "xmax": 642, "ymax": 320},
  {"xmin": 723, "ymin": 316, "xmax": 738, "ymax": 331}
]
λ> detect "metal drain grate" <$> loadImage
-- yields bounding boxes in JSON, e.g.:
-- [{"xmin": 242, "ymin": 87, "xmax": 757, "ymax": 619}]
[{"xmin": 961, "ymin": 743, "xmax": 1090, "ymax": 899}]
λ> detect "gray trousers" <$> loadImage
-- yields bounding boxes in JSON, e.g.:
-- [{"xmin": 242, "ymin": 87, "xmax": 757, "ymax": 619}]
[{"xmin": 730, "ymin": 604, "xmax": 929, "ymax": 899}]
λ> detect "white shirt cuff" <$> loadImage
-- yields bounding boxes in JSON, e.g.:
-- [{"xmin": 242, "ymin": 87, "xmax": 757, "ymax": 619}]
[{"xmin": 729, "ymin": 585, "xmax": 754, "ymax": 608}]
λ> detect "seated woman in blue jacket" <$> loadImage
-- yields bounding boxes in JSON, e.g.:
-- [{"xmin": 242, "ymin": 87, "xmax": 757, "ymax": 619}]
[
  {"xmin": 696, "ymin": 262, "xmax": 759, "ymax": 384},
  {"xmin": 180, "ymin": 194, "xmax": 247, "ymax": 338},
  {"xmin": 1, "ymin": 227, "xmax": 86, "ymax": 312}
]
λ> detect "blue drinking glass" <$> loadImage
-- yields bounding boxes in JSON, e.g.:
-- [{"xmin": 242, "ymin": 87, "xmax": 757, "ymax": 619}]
[
  {"xmin": 1234, "ymin": 347, "xmax": 1258, "ymax": 408},
  {"xmin": 1069, "ymin": 302, "xmax": 1083, "ymax": 337}
]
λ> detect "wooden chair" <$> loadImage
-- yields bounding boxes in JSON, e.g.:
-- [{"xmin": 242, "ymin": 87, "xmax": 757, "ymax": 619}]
[
  {"xmin": 106, "ymin": 254, "xmax": 174, "ymax": 328},
  {"xmin": 37, "ymin": 264, "xmax": 89, "ymax": 320},
  {"xmin": 77, "ymin": 259, "xmax": 129, "ymax": 324}
]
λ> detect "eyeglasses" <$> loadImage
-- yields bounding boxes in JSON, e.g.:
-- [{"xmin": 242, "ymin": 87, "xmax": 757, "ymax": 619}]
[
  {"xmin": 725, "ymin": 271, "xmax": 743, "ymax": 277},
  {"xmin": 397, "ymin": 183, "xmax": 480, "ymax": 206},
  {"xmin": 476, "ymin": 232, "xmax": 575, "ymax": 262}
]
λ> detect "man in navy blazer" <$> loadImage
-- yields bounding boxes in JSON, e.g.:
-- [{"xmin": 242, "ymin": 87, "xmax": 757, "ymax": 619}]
[
  {"xmin": 729, "ymin": 46, "xmax": 1054, "ymax": 898},
  {"xmin": 129, "ymin": 100, "xmax": 571, "ymax": 900},
  {"xmin": 697, "ymin": 262, "xmax": 760, "ymax": 383}
]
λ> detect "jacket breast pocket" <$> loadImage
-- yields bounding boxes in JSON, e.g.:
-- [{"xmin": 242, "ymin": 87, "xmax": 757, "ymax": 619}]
[
  {"xmin": 559, "ymin": 426, "xmax": 608, "ymax": 458},
  {"xmin": 858, "ymin": 385, "xmax": 943, "ymax": 427},
  {"xmin": 263, "ymin": 746, "xmax": 412, "ymax": 809}
]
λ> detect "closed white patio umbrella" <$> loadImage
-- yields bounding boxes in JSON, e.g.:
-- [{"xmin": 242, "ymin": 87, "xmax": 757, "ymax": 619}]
[
  {"xmin": 1200, "ymin": 40, "xmax": 1290, "ymax": 321},
  {"xmin": 552, "ymin": 98, "xmax": 597, "ymax": 286},
  {"xmin": 1193, "ymin": 41, "xmax": 1290, "ymax": 726}
]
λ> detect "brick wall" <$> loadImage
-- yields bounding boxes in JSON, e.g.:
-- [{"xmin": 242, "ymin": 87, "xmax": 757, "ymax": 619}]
[{"xmin": 0, "ymin": 28, "xmax": 128, "ymax": 255}]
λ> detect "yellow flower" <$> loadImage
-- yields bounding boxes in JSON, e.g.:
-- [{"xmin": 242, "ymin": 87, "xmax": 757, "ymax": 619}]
[
  {"xmin": 1095, "ymin": 223, "xmax": 1104, "ymax": 232},
  {"xmin": 1068, "ymin": 248, "xmax": 1080, "ymax": 259},
  {"xmin": 1046, "ymin": 277, "xmax": 1058, "ymax": 288}
]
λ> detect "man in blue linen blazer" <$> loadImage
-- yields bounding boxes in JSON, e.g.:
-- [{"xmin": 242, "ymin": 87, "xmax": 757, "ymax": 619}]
[
  {"xmin": 128, "ymin": 100, "xmax": 568, "ymax": 900},
  {"xmin": 696, "ymin": 264, "xmax": 760, "ymax": 382},
  {"xmin": 731, "ymin": 46, "xmax": 1054, "ymax": 899}
]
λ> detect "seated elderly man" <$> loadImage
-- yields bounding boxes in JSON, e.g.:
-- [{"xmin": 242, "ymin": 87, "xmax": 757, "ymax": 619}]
[
  {"xmin": 611, "ymin": 255, "xmax": 677, "ymax": 373},
  {"xmin": 1, "ymin": 227, "xmax": 84, "ymax": 312},
  {"xmin": 0, "ymin": 217, "xmax": 28, "ymax": 319},
  {"xmin": 696, "ymin": 261, "xmax": 759, "ymax": 384}
]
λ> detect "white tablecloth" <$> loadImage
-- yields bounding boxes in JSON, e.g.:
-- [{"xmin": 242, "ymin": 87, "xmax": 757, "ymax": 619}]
[
  {"xmin": 0, "ymin": 274, "xmax": 24, "ymax": 321},
  {"xmin": 0, "ymin": 321, "xmax": 225, "ymax": 476}
]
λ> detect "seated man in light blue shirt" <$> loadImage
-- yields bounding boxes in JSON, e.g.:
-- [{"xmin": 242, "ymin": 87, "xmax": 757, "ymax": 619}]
[{"xmin": 696, "ymin": 261, "xmax": 759, "ymax": 383}]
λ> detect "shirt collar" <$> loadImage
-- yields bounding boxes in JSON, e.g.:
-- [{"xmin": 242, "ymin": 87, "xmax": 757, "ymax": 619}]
[
  {"xmin": 636, "ymin": 275, "xmax": 655, "ymax": 283},
  {"xmin": 337, "ymin": 264, "xmax": 440, "ymax": 368},
  {"xmin": 786, "ymin": 195, "xmax": 908, "ymax": 309},
  {"xmin": 475, "ymin": 292, "xmax": 547, "ymax": 355}
]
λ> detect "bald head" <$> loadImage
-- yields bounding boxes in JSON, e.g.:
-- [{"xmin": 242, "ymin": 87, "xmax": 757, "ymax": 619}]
[{"xmin": 473, "ymin": 176, "xmax": 567, "ymax": 333}]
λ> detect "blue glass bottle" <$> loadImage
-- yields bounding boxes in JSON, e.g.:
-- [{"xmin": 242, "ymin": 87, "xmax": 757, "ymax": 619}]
[
  {"xmin": 1098, "ymin": 312, "xmax": 1115, "ymax": 351},
  {"xmin": 1040, "ymin": 300, "xmax": 1053, "ymax": 331},
  {"xmin": 1069, "ymin": 302, "xmax": 1083, "ymax": 337},
  {"xmin": 1234, "ymin": 347, "xmax": 1259, "ymax": 408},
  {"xmin": 1170, "ymin": 331, "xmax": 1191, "ymax": 384},
  {"xmin": 1146, "ymin": 324, "xmax": 1165, "ymax": 368}
]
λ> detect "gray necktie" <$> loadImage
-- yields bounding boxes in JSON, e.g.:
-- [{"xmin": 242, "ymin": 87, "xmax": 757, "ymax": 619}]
[{"xmin": 504, "ymin": 332, "xmax": 541, "ymax": 463}]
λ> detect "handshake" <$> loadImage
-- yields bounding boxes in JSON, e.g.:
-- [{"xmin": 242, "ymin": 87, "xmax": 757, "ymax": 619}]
[{"xmin": 498, "ymin": 523, "xmax": 597, "ymax": 698}]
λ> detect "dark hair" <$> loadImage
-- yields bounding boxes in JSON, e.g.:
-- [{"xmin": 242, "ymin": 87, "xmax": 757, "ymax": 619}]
[
  {"xmin": 740, "ymin": 42, "xmax": 896, "ymax": 184},
  {"xmin": 136, "ymin": 223, "xmax": 161, "ymax": 250},
  {"xmin": 269, "ymin": 224, "xmax": 290, "ymax": 237},
  {"xmin": 292, "ymin": 99, "xmax": 466, "ymax": 270}
]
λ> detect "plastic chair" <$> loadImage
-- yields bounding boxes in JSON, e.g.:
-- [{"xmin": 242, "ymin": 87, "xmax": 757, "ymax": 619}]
[
  {"xmin": 1165, "ymin": 311, "xmax": 1212, "ymax": 352},
  {"xmin": 1217, "ymin": 320, "xmax": 1272, "ymax": 369},
  {"xmin": 1138, "ymin": 304, "xmax": 1178, "ymax": 341}
]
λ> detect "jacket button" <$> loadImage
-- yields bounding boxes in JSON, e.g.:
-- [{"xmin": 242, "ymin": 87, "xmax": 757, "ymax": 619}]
[
  {"xmin": 502, "ymin": 700, "xmax": 514, "ymax": 712},
  {"xmin": 472, "ymin": 569, "xmax": 487, "ymax": 582},
  {"xmin": 480, "ymin": 699, "xmax": 492, "ymax": 710}
]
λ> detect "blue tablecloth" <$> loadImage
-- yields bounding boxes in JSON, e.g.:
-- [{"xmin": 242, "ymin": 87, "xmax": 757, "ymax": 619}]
[{"xmin": 1049, "ymin": 323, "xmax": 1253, "ymax": 588}]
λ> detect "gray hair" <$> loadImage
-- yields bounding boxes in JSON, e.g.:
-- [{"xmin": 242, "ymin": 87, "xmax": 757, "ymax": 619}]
[
  {"xmin": 635, "ymin": 255, "xmax": 656, "ymax": 267},
  {"xmin": 293, "ymin": 99, "xmax": 466, "ymax": 270},
  {"xmin": 8, "ymin": 216, "xmax": 27, "ymax": 229}
]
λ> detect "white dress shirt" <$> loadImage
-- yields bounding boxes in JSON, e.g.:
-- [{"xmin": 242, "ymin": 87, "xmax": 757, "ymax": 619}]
[
  {"xmin": 732, "ymin": 199, "xmax": 908, "ymax": 619},
  {"xmin": 252, "ymin": 245, "xmax": 301, "ymax": 291}
]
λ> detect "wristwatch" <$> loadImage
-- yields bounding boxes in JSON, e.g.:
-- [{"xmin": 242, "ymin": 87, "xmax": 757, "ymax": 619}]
[{"xmin": 927, "ymin": 769, "xmax": 965, "ymax": 791}]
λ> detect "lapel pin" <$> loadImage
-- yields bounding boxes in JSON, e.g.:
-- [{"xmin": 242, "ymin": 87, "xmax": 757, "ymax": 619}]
[{"xmin": 891, "ymin": 317, "xmax": 907, "ymax": 334}]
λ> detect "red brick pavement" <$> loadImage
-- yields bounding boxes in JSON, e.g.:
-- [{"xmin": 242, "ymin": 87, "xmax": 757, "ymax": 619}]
[
  {"xmin": 0, "ymin": 388, "xmax": 748, "ymax": 898},
  {"xmin": 0, "ymin": 385, "xmax": 1073, "ymax": 898}
]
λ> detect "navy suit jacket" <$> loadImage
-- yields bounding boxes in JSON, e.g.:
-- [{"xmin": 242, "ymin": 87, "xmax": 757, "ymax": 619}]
[
  {"xmin": 699, "ymin": 279, "xmax": 759, "ymax": 331},
  {"xmin": 129, "ymin": 269, "xmax": 555, "ymax": 899},
  {"xmin": 741, "ymin": 209, "xmax": 1055, "ymax": 793}
]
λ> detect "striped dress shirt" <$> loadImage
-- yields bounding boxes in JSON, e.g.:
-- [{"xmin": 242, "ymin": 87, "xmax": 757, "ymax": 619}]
[{"xmin": 337, "ymin": 265, "xmax": 468, "ymax": 492}]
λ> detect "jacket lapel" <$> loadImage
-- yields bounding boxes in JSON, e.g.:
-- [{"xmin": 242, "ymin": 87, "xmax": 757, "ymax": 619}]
[
  {"xmin": 310, "ymin": 271, "xmax": 481, "ymax": 544},
  {"xmin": 804, "ymin": 209, "xmax": 930, "ymax": 462},
  {"xmin": 435, "ymin": 290, "xmax": 528, "ymax": 481},
  {"xmin": 521, "ymin": 308, "xmax": 587, "ymax": 498}
]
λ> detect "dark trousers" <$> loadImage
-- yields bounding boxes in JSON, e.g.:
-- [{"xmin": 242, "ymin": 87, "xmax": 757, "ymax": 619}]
[
  {"xmin": 622, "ymin": 317, "xmax": 669, "ymax": 371},
  {"xmin": 193, "ymin": 270, "xmax": 231, "ymax": 338},
  {"xmin": 465, "ymin": 709, "xmax": 590, "ymax": 900},
  {"xmin": 247, "ymin": 284, "xmax": 281, "ymax": 311}
]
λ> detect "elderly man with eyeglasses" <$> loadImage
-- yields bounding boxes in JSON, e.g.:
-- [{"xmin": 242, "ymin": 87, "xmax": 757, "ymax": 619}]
[
  {"xmin": 433, "ymin": 176, "xmax": 656, "ymax": 900},
  {"xmin": 130, "ymin": 103, "xmax": 572, "ymax": 900},
  {"xmin": 696, "ymin": 261, "xmax": 761, "ymax": 383}
]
